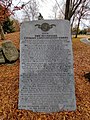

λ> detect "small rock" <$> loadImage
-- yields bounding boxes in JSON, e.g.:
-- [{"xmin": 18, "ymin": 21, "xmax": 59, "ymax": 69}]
[
  {"xmin": 2, "ymin": 40, "xmax": 19, "ymax": 62},
  {"xmin": 0, "ymin": 46, "xmax": 5, "ymax": 64}
]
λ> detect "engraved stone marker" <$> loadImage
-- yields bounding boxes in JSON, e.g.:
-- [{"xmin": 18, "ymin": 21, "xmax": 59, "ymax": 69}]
[{"xmin": 18, "ymin": 20, "xmax": 76, "ymax": 113}]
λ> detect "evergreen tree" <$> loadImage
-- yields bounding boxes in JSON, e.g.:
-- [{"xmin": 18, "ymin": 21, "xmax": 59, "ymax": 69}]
[{"xmin": 2, "ymin": 17, "xmax": 15, "ymax": 33}]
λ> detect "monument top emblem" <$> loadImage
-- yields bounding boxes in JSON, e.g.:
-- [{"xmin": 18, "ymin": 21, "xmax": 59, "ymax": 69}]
[{"xmin": 35, "ymin": 23, "xmax": 56, "ymax": 32}]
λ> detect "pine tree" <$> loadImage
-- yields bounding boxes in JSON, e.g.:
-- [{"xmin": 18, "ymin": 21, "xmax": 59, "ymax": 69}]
[{"xmin": 2, "ymin": 17, "xmax": 15, "ymax": 34}]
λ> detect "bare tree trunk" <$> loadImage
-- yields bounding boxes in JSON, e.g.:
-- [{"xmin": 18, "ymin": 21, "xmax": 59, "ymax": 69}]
[
  {"xmin": 71, "ymin": 15, "xmax": 76, "ymax": 29},
  {"xmin": 65, "ymin": 0, "xmax": 70, "ymax": 20},
  {"xmin": 0, "ymin": 23, "xmax": 5, "ymax": 40},
  {"xmin": 75, "ymin": 16, "xmax": 81, "ymax": 38},
  {"xmin": 71, "ymin": 15, "xmax": 76, "ymax": 35}
]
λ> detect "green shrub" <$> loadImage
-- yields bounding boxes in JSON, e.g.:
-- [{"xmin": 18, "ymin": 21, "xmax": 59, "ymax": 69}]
[{"xmin": 3, "ymin": 17, "xmax": 15, "ymax": 33}]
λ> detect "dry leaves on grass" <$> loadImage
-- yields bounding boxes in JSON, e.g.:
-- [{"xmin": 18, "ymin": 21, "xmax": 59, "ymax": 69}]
[{"xmin": 0, "ymin": 33, "xmax": 90, "ymax": 120}]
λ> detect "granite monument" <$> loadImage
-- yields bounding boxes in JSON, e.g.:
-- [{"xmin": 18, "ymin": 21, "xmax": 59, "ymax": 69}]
[{"xmin": 18, "ymin": 20, "xmax": 76, "ymax": 113}]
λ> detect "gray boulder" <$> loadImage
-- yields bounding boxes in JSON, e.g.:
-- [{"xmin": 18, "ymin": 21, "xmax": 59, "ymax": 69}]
[
  {"xmin": 0, "ymin": 46, "xmax": 5, "ymax": 64},
  {"xmin": 2, "ymin": 40, "xmax": 19, "ymax": 62}
]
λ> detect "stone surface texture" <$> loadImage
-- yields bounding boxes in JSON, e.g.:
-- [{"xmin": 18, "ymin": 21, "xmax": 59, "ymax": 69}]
[
  {"xmin": 0, "ymin": 46, "xmax": 5, "ymax": 64},
  {"xmin": 18, "ymin": 20, "xmax": 76, "ymax": 113},
  {"xmin": 2, "ymin": 40, "xmax": 19, "ymax": 62}
]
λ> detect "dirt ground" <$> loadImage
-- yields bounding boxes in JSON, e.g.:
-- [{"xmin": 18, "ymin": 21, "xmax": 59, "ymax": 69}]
[{"xmin": 0, "ymin": 32, "xmax": 90, "ymax": 120}]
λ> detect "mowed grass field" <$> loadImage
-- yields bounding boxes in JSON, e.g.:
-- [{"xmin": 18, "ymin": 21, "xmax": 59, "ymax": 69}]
[{"xmin": 0, "ymin": 32, "xmax": 90, "ymax": 120}]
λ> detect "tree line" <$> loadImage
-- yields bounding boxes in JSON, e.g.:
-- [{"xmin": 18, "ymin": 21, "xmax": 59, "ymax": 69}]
[{"xmin": 0, "ymin": 0, "xmax": 90, "ymax": 40}]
